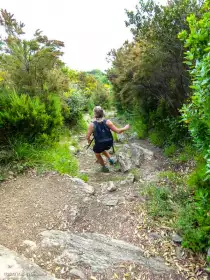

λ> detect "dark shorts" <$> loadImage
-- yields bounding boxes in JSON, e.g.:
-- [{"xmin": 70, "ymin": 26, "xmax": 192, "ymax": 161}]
[{"xmin": 93, "ymin": 140, "xmax": 113, "ymax": 154}]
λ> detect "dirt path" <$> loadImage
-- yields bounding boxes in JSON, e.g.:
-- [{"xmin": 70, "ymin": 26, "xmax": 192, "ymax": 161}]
[{"xmin": 0, "ymin": 115, "xmax": 207, "ymax": 280}]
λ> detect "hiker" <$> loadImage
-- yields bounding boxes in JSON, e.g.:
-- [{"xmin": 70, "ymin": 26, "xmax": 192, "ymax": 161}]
[{"xmin": 86, "ymin": 106, "xmax": 130, "ymax": 172}]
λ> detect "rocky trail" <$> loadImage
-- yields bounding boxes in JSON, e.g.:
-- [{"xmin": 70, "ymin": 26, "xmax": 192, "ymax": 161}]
[{"xmin": 0, "ymin": 115, "xmax": 208, "ymax": 280}]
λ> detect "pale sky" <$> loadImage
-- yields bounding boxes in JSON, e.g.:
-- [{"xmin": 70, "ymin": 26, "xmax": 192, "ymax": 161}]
[{"xmin": 0, "ymin": 0, "xmax": 166, "ymax": 71}]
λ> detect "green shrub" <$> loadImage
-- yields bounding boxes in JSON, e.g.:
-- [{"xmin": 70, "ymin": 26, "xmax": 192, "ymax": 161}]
[
  {"xmin": 79, "ymin": 173, "xmax": 89, "ymax": 182},
  {"xmin": 0, "ymin": 91, "xmax": 63, "ymax": 142},
  {"xmin": 143, "ymin": 185, "xmax": 173, "ymax": 218},
  {"xmin": 149, "ymin": 101, "xmax": 189, "ymax": 146},
  {"xmin": 12, "ymin": 139, "xmax": 78, "ymax": 176},
  {"xmin": 175, "ymin": 161, "xmax": 210, "ymax": 252},
  {"xmin": 148, "ymin": 130, "xmax": 165, "ymax": 147},
  {"xmin": 179, "ymin": 1, "xmax": 210, "ymax": 171},
  {"xmin": 72, "ymin": 117, "xmax": 88, "ymax": 133},
  {"xmin": 92, "ymin": 86, "xmax": 111, "ymax": 109},
  {"xmin": 132, "ymin": 118, "xmax": 147, "ymax": 139},
  {"xmin": 62, "ymin": 91, "xmax": 87, "ymax": 125},
  {"xmin": 164, "ymin": 144, "xmax": 177, "ymax": 157},
  {"xmin": 177, "ymin": 191, "xmax": 210, "ymax": 252}
]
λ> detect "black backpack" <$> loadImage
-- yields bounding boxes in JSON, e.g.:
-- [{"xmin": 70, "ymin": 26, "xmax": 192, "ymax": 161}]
[{"xmin": 93, "ymin": 119, "xmax": 113, "ymax": 145}]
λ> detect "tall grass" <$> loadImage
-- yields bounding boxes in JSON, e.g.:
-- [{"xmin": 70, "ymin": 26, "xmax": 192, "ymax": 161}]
[{"xmin": 11, "ymin": 138, "xmax": 78, "ymax": 176}]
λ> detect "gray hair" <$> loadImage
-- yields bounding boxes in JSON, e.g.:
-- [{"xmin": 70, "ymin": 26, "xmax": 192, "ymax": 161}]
[{"xmin": 94, "ymin": 106, "xmax": 104, "ymax": 119}]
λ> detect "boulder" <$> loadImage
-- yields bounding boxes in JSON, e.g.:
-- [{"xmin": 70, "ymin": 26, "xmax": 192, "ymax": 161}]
[
  {"xmin": 67, "ymin": 176, "xmax": 95, "ymax": 195},
  {"xmin": 106, "ymin": 181, "xmax": 117, "ymax": 192},
  {"xmin": 130, "ymin": 144, "xmax": 144, "ymax": 167},
  {"xmin": 0, "ymin": 245, "xmax": 57, "ymax": 280},
  {"xmin": 117, "ymin": 152, "xmax": 132, "ymax": 173},
  {"xmin": 134, "ymin": 144, "xmax": 154, "ymax": 161}
]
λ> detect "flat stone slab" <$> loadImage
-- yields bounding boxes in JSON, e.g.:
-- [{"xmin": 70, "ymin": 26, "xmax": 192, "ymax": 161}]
[
  {"xmin": 0, "ymin": 245, "xmax": 57, "ymax": 280},
  {"xmin": 38, "ymin": 230, "xmax": 172, "ymax": 274}
]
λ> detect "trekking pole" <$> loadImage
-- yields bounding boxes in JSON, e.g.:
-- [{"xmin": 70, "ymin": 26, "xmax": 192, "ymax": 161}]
[{"xmin": 85, "ymin": 138, "xmax": 94, "ymax": 150}]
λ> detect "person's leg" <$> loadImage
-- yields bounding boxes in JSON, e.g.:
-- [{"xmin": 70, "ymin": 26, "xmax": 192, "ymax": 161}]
[
  {"xmin": 95, "ymin": 153, "xmax": 109, "ymax": 172},
  {"xmin": 102, "ymin": 150, "xmax": 111, "ymax": 159},
  {"xmin": 95, "ymin": 153, "xmax": 105, "ymax": 166},
  {"xmin": 102, "ymin": 150, "xmax": 115, "ymax": 165}
]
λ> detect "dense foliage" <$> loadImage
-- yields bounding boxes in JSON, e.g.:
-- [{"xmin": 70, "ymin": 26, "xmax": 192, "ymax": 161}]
[
  {"xmin": 108, "ymin": 0, "xmax": 209, "ymax": 253},
  {"xmin": 0, "ymin": 10, "xmax": 112, "ymax": 143},
  {"xmin": 0, "ymin": 9, "xmax": 112, "ymax": 177},
  {"xmin": 107, "ymin": 0, "xmax": 201, "ymax": 142},
  {"xmin": 177, "ymin": 0, "xmax": 210, "ymax": 252}
]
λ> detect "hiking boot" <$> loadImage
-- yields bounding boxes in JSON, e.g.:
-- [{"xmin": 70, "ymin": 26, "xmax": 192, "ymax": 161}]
[
  {"xmin": 101, "ymin": 166, "xmax": 109, "ymax": 173},
  {"xmin": 109, "ymin": 158, "xmax": 115, "ymax": 165}
]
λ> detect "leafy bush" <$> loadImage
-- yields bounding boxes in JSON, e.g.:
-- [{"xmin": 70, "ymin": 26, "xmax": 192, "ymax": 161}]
[
  {"xmin": 177, "ymin": 189, "xmax": 210, "ymax": 252},
  {"xmin": 118, "ymin": 110, "xmax": 148, "ymax": 139},
  {"xmin": 11, "ymin": 139, "xmax": 78, "ymax": 176},
  {"xmin": 62, "ymin": 91, "xmax": 87, "ymax": 125},
  {"xmin": 174, "ymin": 1, "xmax": 210, "ymax": 252},
  {"xmin": 148, "ymin": 130, "xmax": 165, "ymax": 147},
  {"xmin": 92, "ymin": 84, "xmax": 111, "ymax": 109},
  {"xmin": 174, "ymin": 144, "xmax": 196, "ymax": 163},
  {"xmin": 131, "ymin": 117, "xmax": 148, "ymax": 139},
  {"xmin": 0, "ymin": 91, "xmax": 63, "ymax": 142},
  {"xmin": 164, "ymin": 144, "xmax": 177, "ymax": 157},
  {"xmin": 149, "ymin": 104, "xmax": 189, "ymax": 146},
  {"xmin": 179, "ymin": 1, "xmax": 210, "ymax": 155},
  {"xmin": 143, "ymin": 185, "xmax": 173, "ymax": 218}
]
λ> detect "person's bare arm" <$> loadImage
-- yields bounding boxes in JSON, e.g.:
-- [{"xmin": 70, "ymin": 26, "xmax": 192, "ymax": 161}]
[
  {"xmin": 86, "ymin": 123, "xmax": 94, "ymax": 143},
  {"xmin": 106, "ymin": 120, "xmax": 130, "ymax": 134}
]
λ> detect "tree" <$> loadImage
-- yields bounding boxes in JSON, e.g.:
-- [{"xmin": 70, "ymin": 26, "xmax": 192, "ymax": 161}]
[
  {"xmin": 0, "ymin": 9, "xmax": 68, "ymax": 94},
  {"xmin": 108, "ymin": 0, "xmax": 202, "ymax": 117}
]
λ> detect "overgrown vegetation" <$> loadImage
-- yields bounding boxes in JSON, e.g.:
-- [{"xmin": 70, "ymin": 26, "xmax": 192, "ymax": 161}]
[
  {"xmin": 108, "ymin": 0, "xmax": 210, "ymax": 254},
  {"xmin": 0, "ymin": 9, "xmax": 112, "ymax": 177}
]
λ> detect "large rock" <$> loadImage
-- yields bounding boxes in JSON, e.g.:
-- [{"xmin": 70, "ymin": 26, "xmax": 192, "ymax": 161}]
[
  {"xmin": 106, "ymin": 181, "xmax": 117, "ymax": 192},
  {"xmin": 0, "ymin": 245, "xmax": 57, "ymax": 280},
  {"xmin": 135, "ymin": 144, "xmax": 154, "ymax": 160},
  {"xmin": 38, "ymin": 230, "xmax": 172, "ymax": 274},
  {"xmin": 116, "ymin": 143, "xmax": 154, "ymax": 172},
  {"xmin": 117, "ymin": 152, "xmax": 132, "ymax": 173},
  {"xmin": 101, "ymin": 181, "xmax": 117, "ymax": 193},
  {"xmin": 130, "ymin": 144, "xmax": 144, "ymax": 167},
  {"xmin": 67, "ymin": 176, "xmax": 95, "ymax": 195}
]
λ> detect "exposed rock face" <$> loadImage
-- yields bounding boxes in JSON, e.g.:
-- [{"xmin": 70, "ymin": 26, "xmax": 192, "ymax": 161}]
[
  {"xmin": 130, "ymin": 143, "xmax": 145, "ymax": 167},
  {"xmin": 22, "ymin": 240, "xmax": 37, "ymax": 251},
  {"xmin": 38, "ymin": 230, "xmax": 172, "ymax": 274},
  {"xmin": 117, "ymin": 143, "xmax": 154, "ymax": 172},
  {"xmin": 0, "ymin": 245, "xmax": 57, "ymax": 280},
  {"xmin": 117, "ymin": 152, "xmax": 132, "ymax": 172}
]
